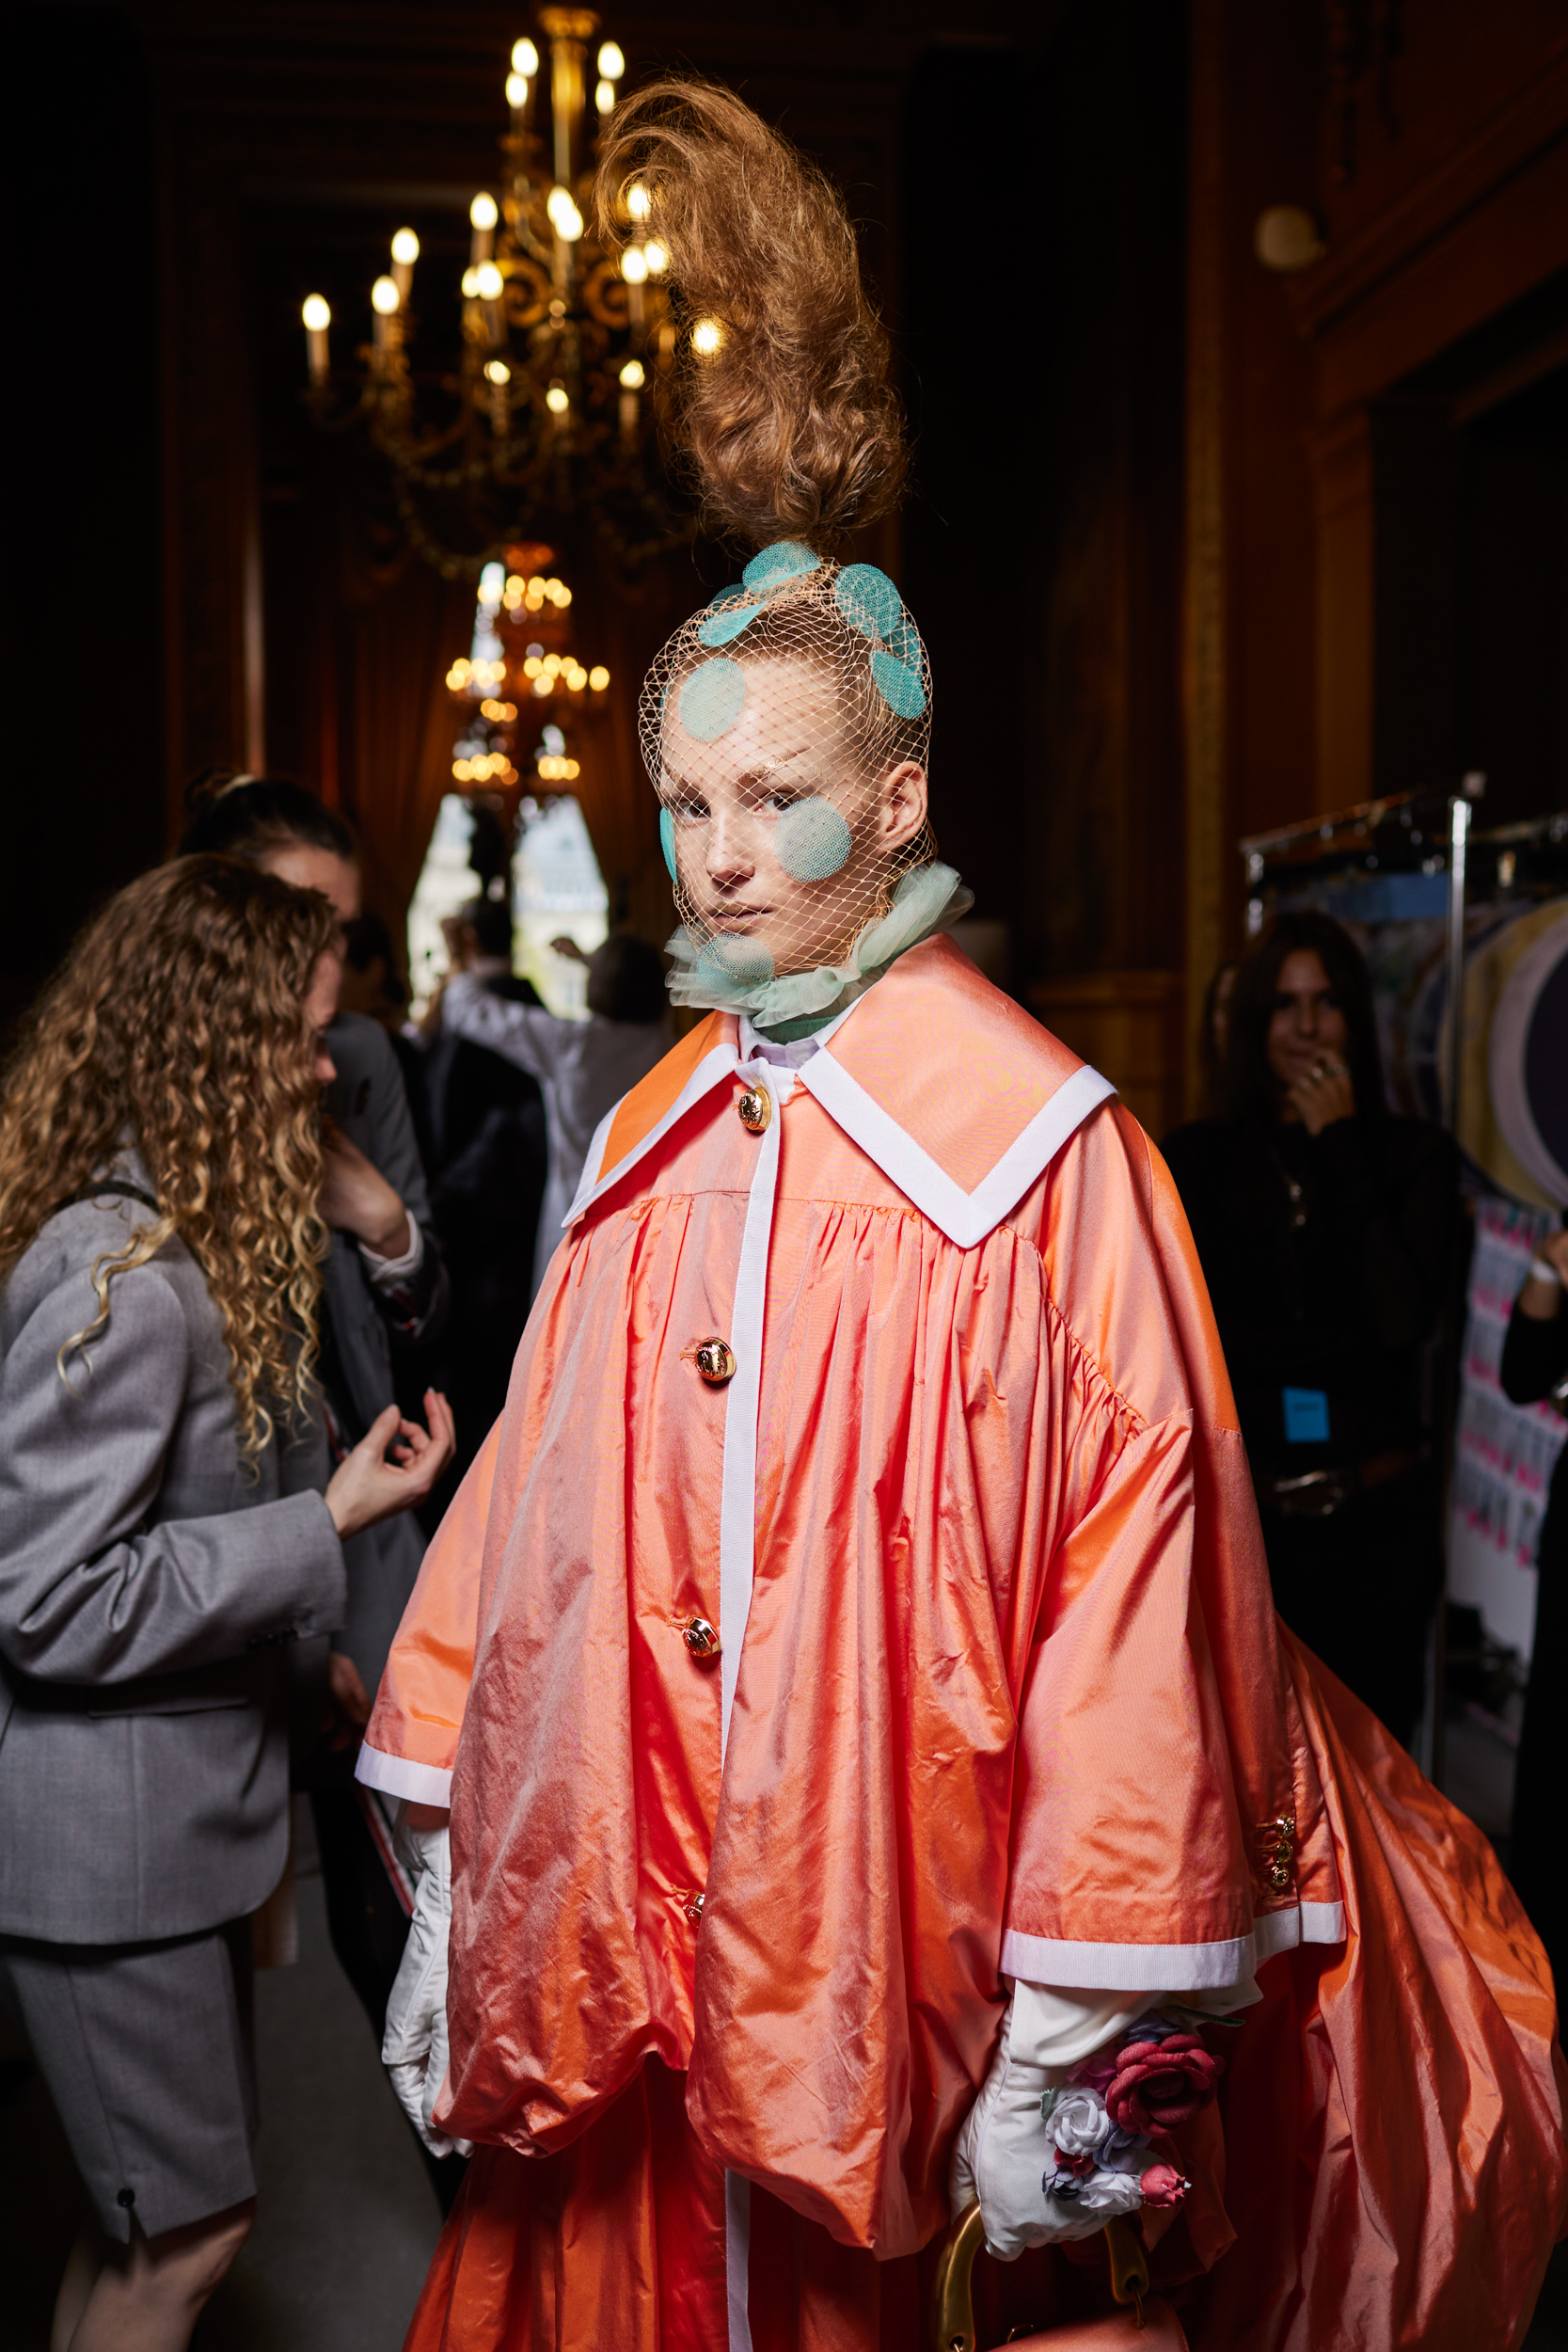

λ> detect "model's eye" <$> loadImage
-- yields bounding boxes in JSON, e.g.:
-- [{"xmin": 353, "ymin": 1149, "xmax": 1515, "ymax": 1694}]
[
  {"xmin": 765, "ymin": 790, "xmax": 802, "ymax": 813},
  {"xmin": 665, "ymin": 794, "xmax": 708, "ymax": 822}
]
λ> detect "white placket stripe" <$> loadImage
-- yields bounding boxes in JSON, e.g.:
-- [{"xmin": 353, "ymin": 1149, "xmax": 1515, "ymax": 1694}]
[
  {"xmin": 718, "ymin": 1089, "xmax": 783, "ymax": 1759},
  {"xmin": 717, "ymin": 1073, "xmax": 782, "ymax": 2352},
  {"xmin": 725, "ymin": 2169, "xmax": 753, "ymax": 2352}
]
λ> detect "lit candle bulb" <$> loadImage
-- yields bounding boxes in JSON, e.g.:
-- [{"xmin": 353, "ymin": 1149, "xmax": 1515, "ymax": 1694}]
[
  {"xmin": 390, "ymin": 227, "xmax": 419, "ymax": 302},
  {"xmin": 474, "ymin": 258, "xmax": 504, "ymax": 342},
  {"xmin": 371, "ymin": 274, "xmax": 401, "ymax": 354},
  {"xmin": 506, "ymin": 71, "xmax": 530, "ymax": 118},
  {"xmin": 302, "ymin": 294, "xmax": 331, "ymax": 384},
  {"xmin": 469, "ymin": 190, "xmax": 498, "ymax": 266},
  {"xmin": 619, "ymin": 355, "xmax": 643, "ymax": 442},
  {"xmin": 511, "ymin": 37, "xmax": 538, "ymax": 74}
]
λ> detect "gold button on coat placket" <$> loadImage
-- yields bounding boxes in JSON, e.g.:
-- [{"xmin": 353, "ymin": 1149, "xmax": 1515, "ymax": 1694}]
[
  {"xmin": 736, "ymin": 1081, "xmax": 771, "ymax": 1134},
  {"xmin": 694, "ymin": 1337, "xmax": 736, "ymax": 1385},
  {"xmin": 683, "ymin": 1615, "xmax": 721, "ymax": 1659}
]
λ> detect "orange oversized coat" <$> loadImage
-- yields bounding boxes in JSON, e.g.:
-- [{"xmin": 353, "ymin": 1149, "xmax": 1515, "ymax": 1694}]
[{"xmin": 361, "ymin": 937, "xmax": 1565, "ymax": 2350}]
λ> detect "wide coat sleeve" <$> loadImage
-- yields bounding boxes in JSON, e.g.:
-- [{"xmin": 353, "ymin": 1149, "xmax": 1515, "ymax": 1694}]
[
  {"xmin": 0, "ymin": 1247, "xmax": 345, "ymax": 1685},
  {"xmin": 1000, "ymin": 1106, "xmax": 1310, "ymax": 1987}
]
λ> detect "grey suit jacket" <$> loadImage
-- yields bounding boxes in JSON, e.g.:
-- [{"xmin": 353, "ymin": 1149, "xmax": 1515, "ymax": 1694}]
[
  {"xmin": 323, "ymin": 1012, "xmax": 446, "ymax": 1696},
  {"xmin": 0, "ymin": 1178, "xmax": 347, "ymax": 1944}
]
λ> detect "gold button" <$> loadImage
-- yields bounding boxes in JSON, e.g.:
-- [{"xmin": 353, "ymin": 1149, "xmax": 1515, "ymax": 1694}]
[
  {"xmin": 694, "ymin": 1337, "xmax": 736, "ymax": 1385},
  {"xmin": 736, "ymin": 1082, "xmax": 771, "ymax": 1134},
  {"xmin": 683, "ymin": 1615, "xmax": 721, "ymax": 1659},
  {"xmin": 684, "ymin": 1891, "xmax": 705, "ymax": 1925}
]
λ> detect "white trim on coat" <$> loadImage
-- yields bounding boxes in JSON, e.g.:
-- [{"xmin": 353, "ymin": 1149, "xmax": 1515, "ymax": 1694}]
[
  {"xmin": 720, "ymin": 1086, "xmax": 785, "ymax": 1759},
  {"xmin": 562, "ymin": 1044, "xmax": 737, "ymax": 1227},
  {"xmin": 1001, "ymin": 1899, "xmax": 1346, "ymax": 1991},
  {"xmin": 725, "ymin": 2169, "xmax": 753, "ymax": 2352},
  {"xmin": 354, "ymin": 1742, "xmax": 453, "ymax": 1808},
  {"xmin": 796, "ymin": 1055, "xmax": 1117, "ymax": 1248}
]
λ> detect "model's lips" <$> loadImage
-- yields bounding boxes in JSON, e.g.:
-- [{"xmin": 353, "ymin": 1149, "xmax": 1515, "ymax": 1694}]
[{"xmin": 705, "ymin": 906, "xmax": 770, "ymax": 930}]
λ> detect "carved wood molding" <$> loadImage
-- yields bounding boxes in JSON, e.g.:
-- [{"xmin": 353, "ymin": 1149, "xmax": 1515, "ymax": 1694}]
[
  {"xmin": 1182, "ymin": 0, "xmax": 1229, "ymax": 1117},
  {"xmin": 1294, "ymin": 36, "xmax": 1568, "ymax": 348},
  {"xmin": 1312, "ymin": 133, "xmax": 1568, "ymax": 414}
]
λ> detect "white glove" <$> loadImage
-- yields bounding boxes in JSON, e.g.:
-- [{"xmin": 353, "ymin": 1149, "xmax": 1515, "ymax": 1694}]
[
  {"xmin": 949, "ymin": 1982, "xmax": 1150, "ymax": 2259},
  {"xmin": 382, "ymin": 1816, "xmax": 472, "ymax": 2158}
]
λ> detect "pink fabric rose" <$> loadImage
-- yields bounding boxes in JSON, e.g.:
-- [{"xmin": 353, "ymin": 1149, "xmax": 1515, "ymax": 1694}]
[
  {"xmin": 1138, "ymin": 2162, "xmax": 1190, "ymax": 2209},
  {"xmin": 1105, "ymin": 2034, "xmax": 1224, "ymax": 2135}
]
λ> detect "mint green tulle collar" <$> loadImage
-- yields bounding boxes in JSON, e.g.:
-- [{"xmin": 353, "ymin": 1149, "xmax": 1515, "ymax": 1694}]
[{"xmin": 665, "ymin": 863, "xmax": 973, "ymax": 1041}]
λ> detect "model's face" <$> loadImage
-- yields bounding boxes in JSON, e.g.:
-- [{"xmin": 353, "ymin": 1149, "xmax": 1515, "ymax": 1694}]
[
  {"xmin": 1265, "ymin": 949, "xmax": 1348, "ymax": 1089},
  {"xmin": 301, "ymin": 951, "xmax": 342, "ymax": 1087},
  {"xmin": 657, "ymin": 656, "xmax": 927, "ymax": 976},
  {"xmin": 261, "ymin": 841, "xmax": 362, "ymax": 926}
]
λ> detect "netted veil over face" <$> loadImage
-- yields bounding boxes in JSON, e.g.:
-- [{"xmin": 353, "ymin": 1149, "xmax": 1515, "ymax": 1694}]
[
  {"xmin": 598, "ymin": 80, "xmax": 968, "ymax": 1030},
  {"xmin": 643, "ymin": 542, "xmax": 967, "ymax": 1034}
]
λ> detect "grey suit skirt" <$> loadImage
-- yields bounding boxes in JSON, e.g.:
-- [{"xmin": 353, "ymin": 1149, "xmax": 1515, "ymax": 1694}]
[{"xmin": 0, "ymin": 1917, "xmax": 257, "ymax": 2241}]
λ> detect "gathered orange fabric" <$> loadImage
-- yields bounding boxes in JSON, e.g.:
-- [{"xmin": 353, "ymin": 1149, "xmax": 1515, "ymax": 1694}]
[{"xmin": 363, "ymin": 939, "xmax": 1565, "ymax": 2346}]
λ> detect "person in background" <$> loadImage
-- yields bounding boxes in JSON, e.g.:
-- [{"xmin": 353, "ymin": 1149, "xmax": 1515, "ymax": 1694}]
[
  {"xmin": 436, "ymin": 927, "xmax": 671, "ymax": 1300},
  {"xmin": 1164, "ymin": 910, "xmax": 1459, "ymax": 1746},
  {"xmin": 0, "ymin": 858, "xmax": 452, "ymax": 2352},
  {"xmin": 420, "ymin": 898, "xmax": 549, "ymax": 1484},
  {"xmin": 176, "ymin": 773, "xmax": 462, "ymax": 2208},
  {"xmin": 1498, "ymin": 1234, "xmax": 1568, "ymax": 1989},
  {"xmin": 339, "ymin": 908, "xmax": 436, "ymax": 1181}
]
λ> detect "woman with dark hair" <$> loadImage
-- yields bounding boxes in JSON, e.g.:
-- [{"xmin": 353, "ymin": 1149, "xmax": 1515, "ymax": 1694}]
[
  {"xmin": 1164, "ymin": 910, "xmax": 1459, "ymax": 1745},
  {"xmin": 0, "ymin": 858, "xmax": 451, "ymax": 2351}
]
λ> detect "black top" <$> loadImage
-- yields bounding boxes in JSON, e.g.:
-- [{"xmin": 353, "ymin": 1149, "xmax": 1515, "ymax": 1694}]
[
  {"xmin": 1162, "ymin": 1114, "xmax": 1459, "ymax": 1476},
  {"xmin": 1500, "ymin": 1295, "xmax": 1568, "ymax": 1420}
]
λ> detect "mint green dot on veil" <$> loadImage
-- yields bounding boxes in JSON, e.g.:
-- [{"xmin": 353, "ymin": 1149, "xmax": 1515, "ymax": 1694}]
[{"xmin": 678, "ymin": 659, "xmax": 747, "ymax": 741}]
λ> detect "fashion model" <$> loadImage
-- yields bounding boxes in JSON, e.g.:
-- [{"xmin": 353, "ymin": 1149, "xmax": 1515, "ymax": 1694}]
[{"xmin": 358, "ymin": 81, "xmax": 1565, "ymax": 2352}]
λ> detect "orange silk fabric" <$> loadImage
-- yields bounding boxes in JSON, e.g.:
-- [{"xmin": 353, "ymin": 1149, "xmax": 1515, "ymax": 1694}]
[{"xmin": 369, "ymin": 945, "xmax": 1312, "ymax": 2258}]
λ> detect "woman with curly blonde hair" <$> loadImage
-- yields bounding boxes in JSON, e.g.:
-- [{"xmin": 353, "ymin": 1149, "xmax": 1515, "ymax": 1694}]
[{"xmin": 0, "ymin": 855, "xmax": 453, "ymax": 2352}]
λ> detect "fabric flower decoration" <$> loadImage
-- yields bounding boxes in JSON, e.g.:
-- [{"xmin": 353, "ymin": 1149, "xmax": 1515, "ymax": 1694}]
[
  {"xmin": 1099, "ymin": 2123, "xmax": 1153, "ymax": 2176},
  {"xmin": 1050, "ymin": 2087, "xmax": 1114, "ymax": 2165},
  {"xmin": 1053, "ymin": 2147, "xmax": 1095, "ymax": 2179},
  {"xmin": 1069, "ymin": 2048, "xmax": 1120, "ymax": 2096},
  {"xmin": 1105, "ymin": 2034, "xmax": 1224, "ymax": 2136},
  {"xmin": 1138, "ymin": 2163, "xmax": 1191, "ymax": 2210},
  {"xmin": 1043, "ymin": 2162, "xmax": 1145, "ymax": 2218}
]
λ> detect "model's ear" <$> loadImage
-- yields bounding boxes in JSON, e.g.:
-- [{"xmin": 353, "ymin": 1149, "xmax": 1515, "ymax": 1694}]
[{"xmin": 875, "ymin": 762, "xmax": 927, "ymax": 853}]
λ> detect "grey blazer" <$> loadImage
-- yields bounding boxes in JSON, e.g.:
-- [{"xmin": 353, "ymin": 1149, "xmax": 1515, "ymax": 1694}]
[
  {"xmin": 0, "ymin": 1177, "xmax": 347, "ymax": 1944},
  {"xmin": 322, "ymin": 1013, "xmax": 444, "ymax": 1698}
]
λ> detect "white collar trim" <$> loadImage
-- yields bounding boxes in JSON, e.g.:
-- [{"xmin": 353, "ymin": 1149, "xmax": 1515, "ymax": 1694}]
[{"xmin": 563, "ymin": 1033, "xmax": 1117, "ymax": 1248}]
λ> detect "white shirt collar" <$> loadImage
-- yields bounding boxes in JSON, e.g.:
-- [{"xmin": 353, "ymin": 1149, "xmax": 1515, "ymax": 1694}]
[{"xmin": 737, "ymin": 1003, "xmax": 854, "ymax": 1072}]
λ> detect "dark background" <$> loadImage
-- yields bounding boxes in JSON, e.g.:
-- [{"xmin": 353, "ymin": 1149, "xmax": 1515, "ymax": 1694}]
[{"xmin": 6, "ymin": 0, "xmax": 1568, "ymax": 1133}]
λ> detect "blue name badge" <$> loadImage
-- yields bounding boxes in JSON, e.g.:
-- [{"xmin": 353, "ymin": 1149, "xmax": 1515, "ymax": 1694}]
[{"xmin": 1283, "ymin": 1387, "xmax": 1331, "ymax": 1444}]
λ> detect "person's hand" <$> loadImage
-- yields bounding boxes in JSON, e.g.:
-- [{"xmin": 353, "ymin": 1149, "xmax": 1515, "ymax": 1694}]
[
  {"xmin": 1286, "ymin": 1057, "xmax": 1355, "ymax": 1136},
  {"xmin": 549, "ymin": 934, "xmax": 589, "ymax": 965},
  {"xmin": 323, "ymin": 1650, "xmax": 372, "ymax": 1749},
  {"xmin": 325, "ymin": 1392, "xmax": 456, "ymax": 1539},
  {"xmin": 1520, "ymin": 1229, "xmax": 1568, "ymax": 1320},
  {"xmin": 319, "ymin": 1120, "xmax": 413, "ymax": 1257},
  {"xmin": 383, "ymin": 1816, "xmax": 472, "ymax": 2159}
]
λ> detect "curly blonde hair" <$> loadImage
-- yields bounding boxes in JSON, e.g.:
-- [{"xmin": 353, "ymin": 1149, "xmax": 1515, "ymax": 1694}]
[
  {"xmin": 0, "ymin": 857, "xmax": 340, "ymax": 1458},
  {"xmin": 594, "ymin": 79, "xmax": 908, "ymax": 552}
]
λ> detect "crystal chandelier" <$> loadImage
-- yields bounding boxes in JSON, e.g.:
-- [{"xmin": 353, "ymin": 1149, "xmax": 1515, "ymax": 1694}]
[
  {"xmin": 443, "ymin": 543, "xmax": 612, "ymax": 795},
  {"xmin": 300, "ymin": 12, "xmax": 689, "ymax": 578}
]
